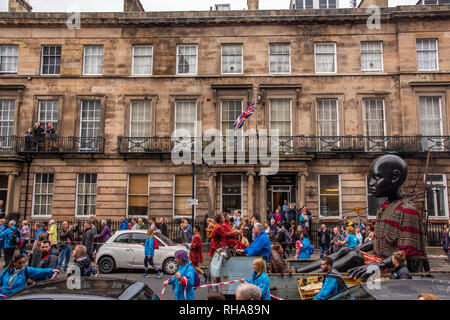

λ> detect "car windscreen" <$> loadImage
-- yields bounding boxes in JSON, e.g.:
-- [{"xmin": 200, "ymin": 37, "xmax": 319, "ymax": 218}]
[
  {"xmin": 327, "ymin": 285, "xmax": 375, "ymax": 300},
  {"xmin": 155, "ymin": 233, "xmax": 174, "ymax": 245},
  {"xmin": 12, "ymin": 278, "xmax": 133, "ymax": 299}
]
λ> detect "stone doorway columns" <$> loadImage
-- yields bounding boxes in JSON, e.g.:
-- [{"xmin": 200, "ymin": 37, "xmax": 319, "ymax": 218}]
[
  {"xmin": 208, "ymin": 172, "xmax": 216, "ymax": 217},
  {"xmin": 297, "ymin": 173, "xmax": 307, "ymax": 209}
]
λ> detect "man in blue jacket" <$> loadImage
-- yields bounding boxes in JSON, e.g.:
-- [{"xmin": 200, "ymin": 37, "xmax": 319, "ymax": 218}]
[
  {"xmin": 314, "ymin": 256, "xmax": 348, "ymax": 300},
  {"xmin": 0, "ymin": 220, "xmax": 21, "ymax": 267},
  {"xmin": 237, "ymin": 223, "xmax": 271, "ymax": 262}
]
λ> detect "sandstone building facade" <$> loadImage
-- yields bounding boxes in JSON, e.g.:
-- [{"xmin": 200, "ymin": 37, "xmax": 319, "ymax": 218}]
[{"xmin": 0, "ymin": 1, "xmax": 449, "ymax": 225}]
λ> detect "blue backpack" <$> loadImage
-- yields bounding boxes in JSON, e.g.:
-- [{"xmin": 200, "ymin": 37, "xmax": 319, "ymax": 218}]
[{"xmin": 308, "ymin": 244, "xmax": 314, "ymax": 255}]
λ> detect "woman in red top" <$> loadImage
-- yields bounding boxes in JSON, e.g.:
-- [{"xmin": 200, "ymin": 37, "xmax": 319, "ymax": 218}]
[
  {"xmin": 189, "ymin": 225, "xmax": 208, "ymax": 282},
  {"xmin": 208, "ymin": 214, "xmax": 240, "ymax": 257}
]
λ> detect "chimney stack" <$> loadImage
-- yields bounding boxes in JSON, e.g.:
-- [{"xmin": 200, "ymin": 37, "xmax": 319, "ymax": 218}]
[
  {"xmin": 124, "ymin": 0, "xmax": 145, "ymax": 12},
  {"xmin": 247, "ymin": 0, "xmax": 259, "ymax": 10},
  {"xmin": 8, "ymin": 0, "xmax": 32, "ymax": 12}
]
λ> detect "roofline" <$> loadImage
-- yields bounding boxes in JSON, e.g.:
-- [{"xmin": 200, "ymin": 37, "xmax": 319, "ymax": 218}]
[{"xmin": 0, "ymin": 6, "xmax": 449, "ymax": 27}]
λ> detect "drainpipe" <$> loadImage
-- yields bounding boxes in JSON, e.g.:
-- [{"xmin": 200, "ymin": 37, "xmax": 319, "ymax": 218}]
[{"xmin": 23, "ymin": 157, "xmax": 32, "ymax": 221}]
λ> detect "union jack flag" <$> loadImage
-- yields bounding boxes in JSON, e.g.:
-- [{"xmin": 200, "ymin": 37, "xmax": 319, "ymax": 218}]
[{"xmin": 234, "ymin": 102, "xmax": 255, "ymax": 130}]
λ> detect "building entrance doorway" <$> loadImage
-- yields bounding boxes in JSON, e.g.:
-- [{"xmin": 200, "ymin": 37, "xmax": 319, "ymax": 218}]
[
  {"xmin": 271, "ymin": 186, "xmax": 291, "ymax": 212},
  {"xmin": 267, "ymin": 174, "xmax": 297, "ymax": 213}
]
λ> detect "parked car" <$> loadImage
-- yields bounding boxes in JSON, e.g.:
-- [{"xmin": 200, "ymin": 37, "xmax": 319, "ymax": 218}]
[
  {"xmin": 327, "ymin": 279, "xmax": 450, "ymax": 300},
  {"xmin": 95, "ymin": 230, "xmax": 188, "ymax": 275},
  {"xmin": 6, "ymin": 277, "xmax": 160, "ymax": 300}
]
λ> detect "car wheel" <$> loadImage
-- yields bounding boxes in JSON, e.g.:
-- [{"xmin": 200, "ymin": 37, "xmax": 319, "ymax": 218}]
[
  {"xmin": 98, "ymin": 256, "xmax": 116, "ymax": 274},
  {"xmin": 163, "ymin": 257, "xmax": 178, "ymax": 275}
]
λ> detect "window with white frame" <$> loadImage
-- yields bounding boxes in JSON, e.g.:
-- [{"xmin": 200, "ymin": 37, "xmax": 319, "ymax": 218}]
[
  {"xmin": 419, "ymin": 96, "xmax": 443, "ymax": 151},
  {"xmin": 317, "ymin": 99, "xmax": 338, "ymax": 136},
  {"xmin": 361, "ymin": 41, "xmax": 383, "ymax": 72},
  {"xmin": 363, "ymin": 99, "xmax": 385, "ymax": 151},
  {"xmin": 317, "ymin": 99, "xmax": 338, "ymax": 150},
  {"xmin": 0, "ymin": 45, "xmax": 18, "ymax": 73},
  {"xmin": 270, "ymin": 99, "xmax": 291, "ymax": 136},
  {"xmin": 132, "ymin": 45, "xmax": 153, "ymax": 75},
  {"xmin": 269, "ymin": 43, "xmax": 290, "ymax": 74},
  {"xmin": 416, "ymin": 39, "xmax": 438, "ymax": 71},
  {"xmin": 38, "ymin": 100, "xmax": 59, "ymax": 131},
  {"xmin": 221, "ymin": 100, "xmax": 242, "ymax": 136},
  {"xmin": 294, "ymin": 0, "xmax": 313, "ymax": 9},
  {"xmin": 222, "ymin": 44, "xmax": 243, "ymax": 74},
  {"xmin": 174, "ymin": 175, "xmax": 195, "ymax": 217},
  {"xmin": 364, "ymin": 99, "xmax": 385, "ymax": 136},
  {"xmin": 128, "ymin": 174, "xmax": 149, "ymax": 217},
  {"xmin": 270, "ymin": 99, "xmax": 292, "ymax": 152},
  {"xmin": 76, "ymin": 173, "xmax": 97, "ymax": 217},
  {"xmin": 41, "ymin": 45, "xmax": 61, "ymax": 75},
  {"xmin": 83, "ymin": 45, "xmax": 103, "ymax": 75},
  {"xmin": 129, "ymin": 100, "xmax": 152, "ymax": 151},
  {"xmin": 420, "ymin": 96, "xmax": 442, "ymax": 136},
  {"xmin": 319, "ymin": 175, "xmax": 340, "ymax": 217},
  {"xmin": 0, "ymin": 100, "xmax": 14, "ymax": 148},
  {"xmin": 175, "ymin": 100, "xmax": 197, "ymax": 137},
  {"xmin": 425, "ymin": 174, "xmax": 448, "ymax": 218},
  {"xmin": 315, "ymin": 43, "xmax": 336, "ymax": 73},
  {"xmin": 80, "ymin": 100, "xmax": 101, "ymax": 150},
  {"xmin": 222, "ymin": 174, "xmax": 242, "ymax": 213},
  {"xmin": 319, "ymin": 0, "xmax": 337, "ymax": 8},
  {"xmin": 423, "ymin": 0, "xmax": 450, "ymax": 4},
  {"xmin": 177, "ymin": 44, "xmax": 197, "ymax": 75},
  {"xmin": 366, "ymin": 175, "xmax": 387, "ymax": 217},
  {"xmin": 32, "ymin": 173, "xmax": 54, "ymax": 217}
]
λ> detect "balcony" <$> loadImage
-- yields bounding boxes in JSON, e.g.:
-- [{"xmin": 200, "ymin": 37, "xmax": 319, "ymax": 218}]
[
  {"xmin": 14, "ymin": 136, "xmax": 105, "ymax": 154},
  {"xmin": 117, "ymin": 135, "xmax": 450, "ymax": 155}
]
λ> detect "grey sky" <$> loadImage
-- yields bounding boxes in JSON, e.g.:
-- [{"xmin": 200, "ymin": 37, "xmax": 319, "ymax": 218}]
[{"xmin": 0, "ymin": 0, "xmax": 417, "ymax": 12}]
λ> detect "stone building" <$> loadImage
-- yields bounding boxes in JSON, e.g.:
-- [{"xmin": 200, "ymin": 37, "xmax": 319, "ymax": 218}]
[{"xmin": 0, "ymin": 0, "xmax": 449, "ymax": 225}]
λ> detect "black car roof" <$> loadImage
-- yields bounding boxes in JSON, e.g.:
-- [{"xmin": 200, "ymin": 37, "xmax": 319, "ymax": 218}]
[
  {"xmin": 362, "ymin": 279, "xmax": 450, "ymax": 300},
  {"xmin": 7, "ymin": 277, "xmax": 152, "ymax": 300}
]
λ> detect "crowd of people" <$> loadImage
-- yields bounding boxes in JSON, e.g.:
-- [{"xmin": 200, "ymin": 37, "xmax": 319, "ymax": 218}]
[
  {"xmin": 24, "ymin": 122, "xmax": 57, "ymax": 152},
  {"xmin": 0, "ymin": 206, "xmax": 447, "ymax": 301}
]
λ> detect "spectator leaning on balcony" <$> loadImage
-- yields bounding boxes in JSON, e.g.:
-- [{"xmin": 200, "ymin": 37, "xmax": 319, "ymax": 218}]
[
  {"xmin": 45, "ymin": 122, "xmax": 57, "ymax": 152},
  {"xmin": 25, "ymin": 128, "xmax": 33, "ymax": 151},
  {"xmin": 32, "ymin": 122, "xmax": 44, "ymax": 151}
]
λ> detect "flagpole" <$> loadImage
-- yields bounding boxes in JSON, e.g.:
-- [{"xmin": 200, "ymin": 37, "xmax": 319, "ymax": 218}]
[{"xmin": 254, "ymin": 86, "xmax": 258, "ymax": 134}]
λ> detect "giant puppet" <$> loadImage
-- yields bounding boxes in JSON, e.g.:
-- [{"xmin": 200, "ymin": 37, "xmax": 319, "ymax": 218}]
[{"xmin": 296, "ymin": 154, "xmax": 427, "ymax": 280}]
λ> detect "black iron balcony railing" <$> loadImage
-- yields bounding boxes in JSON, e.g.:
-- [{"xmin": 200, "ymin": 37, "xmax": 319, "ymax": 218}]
[
  {"xmin": 14, "ymin": 136, "xmax": 105, "ymax": 154},
  {"xmin": 0, "ymin": 136, "xmax": 15, "ymax": 151},
  {"xmin": 117, "ymin": 135, "xmax": 450, "ymax": 155}
]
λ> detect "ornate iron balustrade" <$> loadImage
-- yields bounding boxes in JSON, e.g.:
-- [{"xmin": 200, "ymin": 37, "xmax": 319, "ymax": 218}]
[
  {"xmin": 0, "ymin": 136, "xmax": 15, "ymax": 151},
  {"xmin": 117, "ymin": 135, "xmax": 450, "ymax": 155},
  {"xmin": 14, "ymin": 136, "xmax": 105, "ymax": 154}
]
